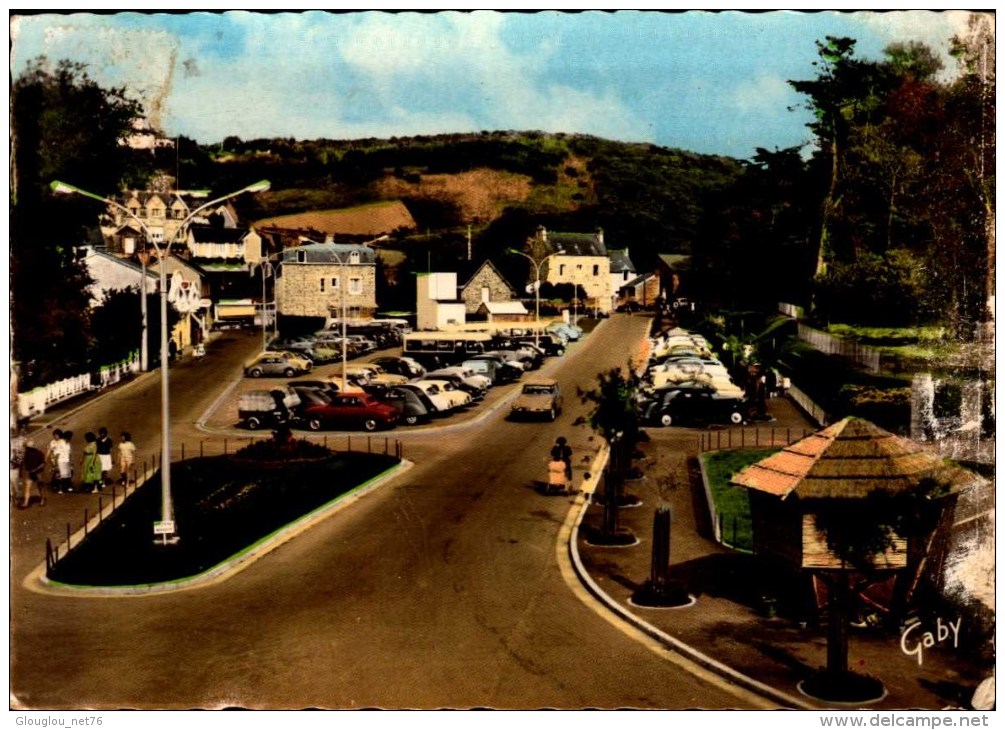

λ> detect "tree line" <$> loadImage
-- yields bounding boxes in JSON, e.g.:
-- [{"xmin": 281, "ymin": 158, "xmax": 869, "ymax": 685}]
[{"xmin": 10, "ymin": 16, "xmax": 994, "ymax": 388}]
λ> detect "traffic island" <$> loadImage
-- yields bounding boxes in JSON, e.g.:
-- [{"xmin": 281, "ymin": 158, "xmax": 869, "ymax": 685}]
[
  {"xmin": 43, "ymin": 439, "xmax": 400, "ymax": 589},
  {"xmin": 798, "ymin": 670, "xmax": 887, "ymax": 705}
]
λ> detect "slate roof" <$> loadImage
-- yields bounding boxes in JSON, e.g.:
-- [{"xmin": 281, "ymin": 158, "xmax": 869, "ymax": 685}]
[
  {"xmin": 280, "ymin": 242, "xmax": 377, "ymax": 265},
  {"xmin": 731, "ymin": 417, "xmax": 986, "ymax": 501},
  {"xmin": 621, "ymin": 272, "xmax": 654, "ymax": 289},
  {"xmin": 609, "ymin": 249, "xmax": 635, "ymax": 273},
  {"xmin": 547, "ymin": 232, "xmax": 607, "ymax": 257}
]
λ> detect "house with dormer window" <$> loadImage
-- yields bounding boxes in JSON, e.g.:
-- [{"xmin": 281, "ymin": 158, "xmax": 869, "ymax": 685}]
[
  {"xmin": 275, "ymin": 242, "xmax": 377, "ymax": 319},
  {"xmin": 536, "ymin": 226, "xmax": 614, "ymax": 314}
]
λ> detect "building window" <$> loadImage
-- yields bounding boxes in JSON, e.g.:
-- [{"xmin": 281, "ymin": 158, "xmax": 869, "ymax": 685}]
[
  {"xmin": 559, "ymin": 264, "xmax": 565, "ymax": 276},
  {"xmin": 320, "ymin": 278, "xmax": 325, "ymax": 292},
  {"xmin": 332, "ymin": 277, "xmax": 340, "ymax": 289},
  {"xmin": 481, "ymin": 286, "xmax": 490, "ymax": 303},
  {"xmin": 150, "ymin": 208, "xmax": 163, "ymax": 218},
  {"xmin": 593, "ymin": 265, "xmax": 599, "ymax": 276},
  {"xmin": 349, "ymin": 251, "xmax": 361, "ymax": 264},
  {"xmin": 297, "ymin": 250, "xmax": 307, "ymax": 263},
  {"xmin": 349, "ymin": 277, "xmax": 362, "ymax": 295}
]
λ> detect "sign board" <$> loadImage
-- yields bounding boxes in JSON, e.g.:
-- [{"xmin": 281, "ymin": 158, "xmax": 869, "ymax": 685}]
[{"xmin": 153, "ymin": 520, "xmax": 176, "ymax": 535}]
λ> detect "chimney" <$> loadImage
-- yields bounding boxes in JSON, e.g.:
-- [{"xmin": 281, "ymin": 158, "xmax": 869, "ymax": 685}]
[
  {"xmin": 324, "ymin": 233, "xmax": 334, "ymax": 244},
  {"xmin": 596, "ymin": 228, "xmax": 604, "ymax": 247}
]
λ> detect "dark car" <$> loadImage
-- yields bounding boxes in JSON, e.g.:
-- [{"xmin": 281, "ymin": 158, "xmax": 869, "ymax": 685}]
[
  {"xmin": 380, "ymin": 385, "xmax": 436, "ymax": 425},
  {"xmin": 301, "ymin": 393, "xmax": 400, "ymax": 432},
  {"xmin": 516, "ymin": 336, "xmax": 565, "ymax": 357},
  {"xmin": 637, "ymin": 382, "xmax": 746, "ymax": 427}
]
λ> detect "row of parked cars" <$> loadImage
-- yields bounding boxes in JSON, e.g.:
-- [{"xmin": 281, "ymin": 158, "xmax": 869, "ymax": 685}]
[
  {"xmin": 636, "ymin": 328, "xmax": 747, "ymax": 428},
  {"xmin": 235, "ymin": 322, "xmax": 583, "ymax": 432},
  {"xmin": 243, "ymin": 321, "xmax": 410, "ymax": 375}
]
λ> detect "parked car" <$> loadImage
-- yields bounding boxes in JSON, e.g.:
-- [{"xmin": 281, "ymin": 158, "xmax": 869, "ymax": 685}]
[
  {"xmin": 379, "ymin": 385, "xmax": 436, "ymax": 425},
  {"xmin": 369, "ymin": 356, "xmax": 426, "ymax": 379},
  {"xmin": 637, "ymin": 382, "xmax": 746, "ymax": 427},
  {"xmin": 515, "ymin": 336, "xmax": 565, "ymax": 357},
  {"xmin": 547, "ymin": 323, "xmax": 582, "ymax": 341},
  {"xmin": 616, "ymin": 301, "xmax": 642, "ymax": 313},
  {"xmin": 301, "ymin": 393, "xmax": 400, "ymax": 432},
  {"xmin": 467, "ymin": 354, "xmax": 524, "ymax": 383},
  {"xmin": 288, "ymin": 384, "xmax": 335, "ymax": 412},
  {"xmin": 237, "ymin": 388, "xmax": 301, "ymax": 430},
  {"xmin": 411, "ymin": 379, "xmax": 472, "ymax": 411},
  {"xmin": 424, "ymin": 369, "xmax": 487, "ymax": 400},
  {"xmin": 244, "ymin": 351, "xmax": 312, "ymax": 378},
  {"xmin": 509, "ymin": 378, "xmax": 563, "ymax": 421},
  {"xmin": 432, "ymin": 365, "xmax": 492, "ymax": 392}
]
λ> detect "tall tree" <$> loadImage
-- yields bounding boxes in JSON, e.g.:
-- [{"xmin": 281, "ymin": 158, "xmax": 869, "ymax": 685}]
[{"xmin": 11, "ymin": 59, "xmax": 144, "ymax": 387}]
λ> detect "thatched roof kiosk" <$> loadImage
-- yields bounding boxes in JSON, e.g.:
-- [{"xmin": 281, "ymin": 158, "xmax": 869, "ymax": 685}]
[{"xmin": 731, "ymin": 416, "xmax": 987, "ymax": 702}]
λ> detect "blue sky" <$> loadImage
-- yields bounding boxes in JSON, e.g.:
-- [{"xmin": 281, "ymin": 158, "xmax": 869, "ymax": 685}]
[{"xmin": 10, "ymin": 9, "xmax": 975, "ymax": 159}]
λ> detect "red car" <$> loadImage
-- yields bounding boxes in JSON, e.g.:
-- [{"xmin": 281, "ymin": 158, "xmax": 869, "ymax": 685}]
[{"xmin": 301, "ymin": 393, "xmax": 399, "ymax": 432}]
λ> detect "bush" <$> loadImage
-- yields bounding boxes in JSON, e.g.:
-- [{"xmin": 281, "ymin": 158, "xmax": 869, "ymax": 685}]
[{"xmin": 836, "ymin": 385, "xmax": 912, "ymax": 433}]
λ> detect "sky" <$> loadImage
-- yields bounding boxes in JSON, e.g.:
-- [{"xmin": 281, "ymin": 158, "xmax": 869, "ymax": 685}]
[{"xmin": 9, "ymin": 9, "xmax": 978, "ymax": 160}]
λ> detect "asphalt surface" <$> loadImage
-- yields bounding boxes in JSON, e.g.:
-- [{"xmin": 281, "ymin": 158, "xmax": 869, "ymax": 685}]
[{"xmin": 11, "ymin": 316, "xmax": 769, "ymax": 709}]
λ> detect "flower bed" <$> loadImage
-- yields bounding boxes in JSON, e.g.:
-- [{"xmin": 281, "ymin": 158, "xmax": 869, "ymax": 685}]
[{"xmin": 47, "ymin": 451, "xmax": 399, "ymax": 587}]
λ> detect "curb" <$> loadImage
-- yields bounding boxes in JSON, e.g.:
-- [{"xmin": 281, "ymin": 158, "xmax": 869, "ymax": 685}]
[
  {"xmin": 25, "ymin": 459, "xmax": 414, "ymax": 598},
  {"xmin": 565, "ymin": 447, "xmax": 815, "ymax": 710}
]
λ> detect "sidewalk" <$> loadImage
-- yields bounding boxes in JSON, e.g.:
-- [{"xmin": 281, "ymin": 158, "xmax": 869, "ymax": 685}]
[{"xmin": 573, "ymin": 396, "xmax": 993, "ymax": 710}]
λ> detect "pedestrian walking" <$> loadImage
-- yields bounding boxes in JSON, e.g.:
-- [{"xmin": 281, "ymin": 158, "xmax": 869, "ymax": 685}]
[
  {"xmin": 96, "ymin": 427, "xmax": 114, "ymax": 486},
  {"xmin": 54, "ymin": 431, "xmax": 74, "ymax": 493},
  {"xmin": 117, "ymin": 431, "xmax": 136, "ymax": 485},
  {"xmin": 10, "ymin": 430, "xmax": 26, "ymax": 505},
  {"xmin": 81, "ymin": 432, "xmax": 104, "ymax": 493},
  {"xmin": 19, "ymin": 440, "xmax": 46, "ymax": 508},
  {"xmin": 550, "ymin": 436, "xmax": 574, "ymax": 493},
  {"xmin": 44, "ymin": 429, "xmax": 63, "ymax": 492}
]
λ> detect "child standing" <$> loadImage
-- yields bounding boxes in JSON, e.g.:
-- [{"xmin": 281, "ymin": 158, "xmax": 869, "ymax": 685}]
[{"xmin": 117, "ymin": 432, "xmax": 136, "ymax": 485}]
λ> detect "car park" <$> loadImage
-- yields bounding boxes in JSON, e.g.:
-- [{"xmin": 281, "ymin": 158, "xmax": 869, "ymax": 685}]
[
  {"xmin": 509, "ymin": 378, "xmax": 563, "ymax": 421},
  {"xmin": 637, "ymin": 381, "xmax": 746, "ymax": 427},
  {"xmin": 243, "ymin": 351, "xmax": 312, "ymax": 378},
  {"xmin": 301, "ymin": 393, "xmax": 400, "ymax": 432}
]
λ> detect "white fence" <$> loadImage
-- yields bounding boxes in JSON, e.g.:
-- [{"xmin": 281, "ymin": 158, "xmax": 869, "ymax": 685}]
[
  {"xmin": 18, "ymin": 353, "xmax": 140, "ymax": 419},
  {"xmin": 796, "ymin": 323, "xmax": 881, "ymax": 374},
  {"xmin": 777, "ymin": 302, "xmax": 805, "ymax": 319}
]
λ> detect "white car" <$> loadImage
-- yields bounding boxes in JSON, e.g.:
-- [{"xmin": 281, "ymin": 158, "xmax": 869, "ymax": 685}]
[
  {"xmin": 435, "ymin": 365, "xmax": 492, "ymax": 392},
  {"xmin": 411, "ymin": 380, "xmax": 472, "ymax": 411},
  {"xmin": 648, "ymin": 357, "xmax": 730, "ymax": 380}
]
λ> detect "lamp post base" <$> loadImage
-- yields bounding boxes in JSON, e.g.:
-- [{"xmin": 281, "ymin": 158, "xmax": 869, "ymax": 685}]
[{"xmin": 154, "ymin": 534, "xmax": 180, "ymax": 546}]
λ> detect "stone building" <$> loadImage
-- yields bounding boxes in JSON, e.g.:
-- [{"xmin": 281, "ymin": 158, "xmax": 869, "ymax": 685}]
[
  {"xmin": 457, "ymin": 260, "xmax": 518, "ymax": 315},
  {"xmin": 275, "ymin": 242, "xmax": 377, "ymax": 320},
  {"xmin": 536, "ymin": 227, "xmax": 613, "ymax": 313}
]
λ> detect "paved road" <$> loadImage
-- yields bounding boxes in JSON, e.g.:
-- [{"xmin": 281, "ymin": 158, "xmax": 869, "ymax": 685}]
[{"xmin": 11, "ymin": 317, "xmax": 762, "ymax": 709}]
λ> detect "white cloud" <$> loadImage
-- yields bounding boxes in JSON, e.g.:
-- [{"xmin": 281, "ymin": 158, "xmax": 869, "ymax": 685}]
[{"xmin": 729, "ymin": 74, "xmax": 793, "ymax": 115}]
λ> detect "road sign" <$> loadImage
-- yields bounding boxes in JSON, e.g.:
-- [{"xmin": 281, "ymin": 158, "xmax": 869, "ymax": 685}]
[{"xmin": 153, "ymin": 520, "xmax": 176, "ymax": 535}]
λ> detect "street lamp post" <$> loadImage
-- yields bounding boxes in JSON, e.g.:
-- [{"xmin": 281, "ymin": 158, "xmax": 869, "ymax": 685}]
[
  {"xmin": 506, "ymin": 248, "xmax": 565, "ymax": 347},
  {"xmin": 51, "ymin": 179, "xmax": 270, "ymax": 545}
]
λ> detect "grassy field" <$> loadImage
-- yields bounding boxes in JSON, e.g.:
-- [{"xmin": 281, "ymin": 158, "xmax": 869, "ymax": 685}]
[{"xmin": 701, "ymin": 448, "xmax": 779, "ymax": 552}]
